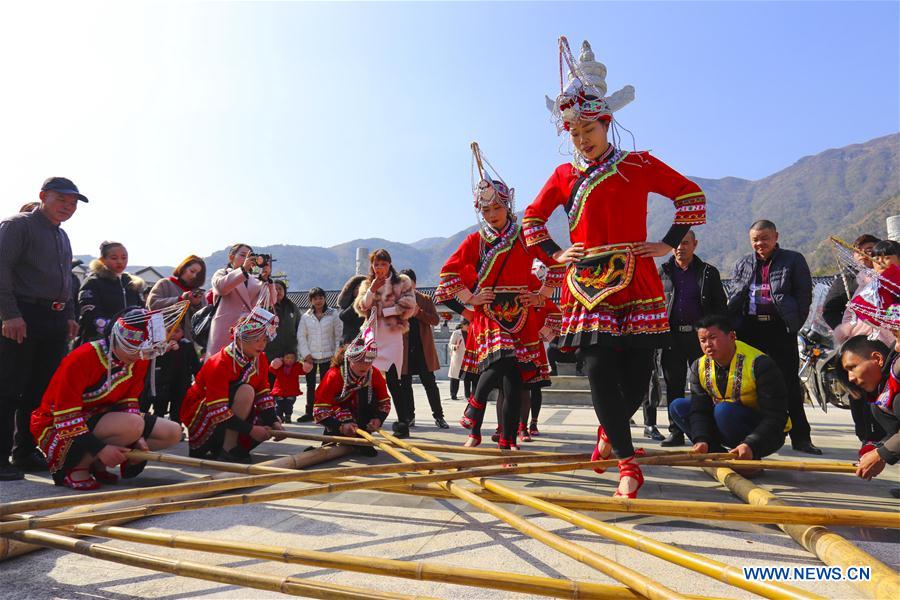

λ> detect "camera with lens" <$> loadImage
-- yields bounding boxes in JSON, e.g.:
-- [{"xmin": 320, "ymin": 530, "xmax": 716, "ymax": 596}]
[{"xmin": 253, "ymin": 253, "xmax": 273, "ymax": 268}]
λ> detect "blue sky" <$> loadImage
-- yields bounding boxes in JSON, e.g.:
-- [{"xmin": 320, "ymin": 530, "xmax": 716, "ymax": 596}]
[{"xmin": 1, "ymin": 1, "xmax": 897, "ymax": 265}]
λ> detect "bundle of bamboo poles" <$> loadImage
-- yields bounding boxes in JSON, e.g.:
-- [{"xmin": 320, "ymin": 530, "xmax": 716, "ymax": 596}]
[
  {"xmin": 368, "ymin": 429, "xmax": 827, "ymax": 600},
  {"xmin": 1, "ymin": 431, "xmax": 894, "ymax": 600}
]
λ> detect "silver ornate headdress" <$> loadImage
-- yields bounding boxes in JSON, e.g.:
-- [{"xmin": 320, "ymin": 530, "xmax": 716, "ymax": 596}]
[
  {"xmin": 471, "ymin": 142, "xmax": 515, "ymax": 242},
  {"xmin": 545, "ymin": 37, "xmax": 635, "ymax": 134}
]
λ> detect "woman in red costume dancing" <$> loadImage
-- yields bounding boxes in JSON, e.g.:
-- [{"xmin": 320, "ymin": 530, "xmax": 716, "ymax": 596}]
[
  {"xmin": 435, "ymin": 143, "xmax": 563, "ymax": 451},
  {"xmin": 523, "ymin": 38, "xmax": 707, "ymax": 497}
]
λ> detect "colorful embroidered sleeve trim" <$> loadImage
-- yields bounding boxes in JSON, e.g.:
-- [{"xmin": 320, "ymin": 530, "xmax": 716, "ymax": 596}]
[
  {"xmin": 544, "ymin": 313, "xmax": 563, "ymax": 335},
  {"xmin": 673, "ymin": 192, "xmax": 707, "ymax": 225},
  {"xmin": 434, "ymin": 273, "xmax": 467, "ymax": 304},
  {"xmin": 337, "ymin": 409, "xmax": 354, "ymax": 423},
  {"xmin": 254, "ymin": 393, "xmax": 276, "ymax": 412},
  {"xmin": 544, "ymin": 265, "xmax": 565, "ymax": 288},
  {"xmin": 522, "ymin": 217, "xmax": 551, "ymax": 247}
]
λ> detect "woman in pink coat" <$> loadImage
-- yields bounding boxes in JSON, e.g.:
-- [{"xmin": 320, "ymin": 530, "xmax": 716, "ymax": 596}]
[{"xmin": 207, "ymin": 244, "xmax": 276, "ymax": 355}]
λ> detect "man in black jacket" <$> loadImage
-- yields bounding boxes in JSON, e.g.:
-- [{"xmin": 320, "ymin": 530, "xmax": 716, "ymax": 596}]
[
  {"xmin": 669, "ymin": 315, "xmax": 789, "ymax": 467},
  {"xmin": 657, "ymin": 230, "xmax": 728, "ymax": 446},
  {"xmin": 0, "ymin": 178, "xmax": 86, "ymax": 480},
  {"xmin": 727, "ymin": 219, "xmax": 820, "ymax": 454}
]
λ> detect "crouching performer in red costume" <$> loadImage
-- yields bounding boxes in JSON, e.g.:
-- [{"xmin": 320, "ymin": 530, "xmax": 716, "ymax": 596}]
[
  {"xmin": 523, "ymin": 38, "xmax": 707, "ymax": 497},
  {"xmin": 313, "ymin": 324, "xmax": 391, "ymax": 457},
  {"xmin": 434, "ymin": 143, "xmax": 563, "ymax": 451},
  {"xmin": 181, "ymin": 307, "xmax": 285, "ymax": 464},
  {"xmin": 31, "ymin": 308, "xmax": 184, "ymax": 490}
]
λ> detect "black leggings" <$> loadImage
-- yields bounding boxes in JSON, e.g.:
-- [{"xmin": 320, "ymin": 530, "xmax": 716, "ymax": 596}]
[
  {"xmin": 472, "ymin": 358, "xmax": 522, "ymax": 443},
  {"xmin": 521, "ymin": 388, "xmax": 542, "ymax": 425},
  {"xmin": 582, "ymin": 346, "xmax": 655, "ymax": 458}
]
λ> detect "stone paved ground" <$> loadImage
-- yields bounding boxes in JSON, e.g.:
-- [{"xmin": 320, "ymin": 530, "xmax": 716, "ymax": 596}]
[{"xmin": 2, "ymin": 381, "xmax": 898, "ymax": 599}]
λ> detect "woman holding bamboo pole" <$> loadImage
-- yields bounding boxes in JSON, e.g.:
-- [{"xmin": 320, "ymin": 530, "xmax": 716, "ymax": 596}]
[
  {"xmin": 313, "ymin": 327, "xmax": 391, "ymax": 457},
  {"xmin": 522, "ymin": 38, "xmax": 706, "ymax": 497},
  {"xmin": 30, "ymin": 308, "xmax": 185, "ymax": 490},
  {"xmin": 434, "ymin": 142, "xmax": 563, "ymax": 451},
  {"xmin": 181, "ymin": 307, "xmax": 286, "ymax": 464}
]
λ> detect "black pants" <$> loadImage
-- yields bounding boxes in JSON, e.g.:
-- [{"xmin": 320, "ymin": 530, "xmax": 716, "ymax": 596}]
[
  {"xmin": 473, "ymin": 358, "xmax": 522, "ymax": 443},
  {"xmin": 401, "ymin": 371, "xmax": 444, "ymax": 420},
  {"xmin": 449, "ymin": 377, "xmax": 473, "ymax": 399},
  {"xmin": 140, "ymin": 342, "xmax": 196, "ymax": 423},
  {"xmin": 0, "ymin": 304, "xmax": 69, "ymax": 462},
  {"xmin": 738, "ymin": 319, "xmax": 811, "ymax": 445},
  {"xmin": 869, "ymin": 402, "xmax": 900, "ymax": 453},
  {"xmin": 303, "ymin": 361, "xmax": 330, "ymax": 416},
  {"xmin": 641, "ymin": 365, "xmax": 660, "ymax": 427},
  {"xmin": 582, "ymin": 346, "xmax": 655, "ymax": 458},
  {"xmin": 661, "ymin": 331, "xmax": 703, "ymax": 434},
  {"xmin": 385, "ymin": 365, "xmax": 405, "ymax": 423},
  {"xmin": 850, "ymin": 396, "xmax": 886, "ymax": 443},
  {"xmin": 529, "ymin": 388, "xmax": 543, "ymax": 423}
]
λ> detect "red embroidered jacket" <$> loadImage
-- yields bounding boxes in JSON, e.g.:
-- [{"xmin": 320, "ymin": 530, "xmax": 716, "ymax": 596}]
[{"xmin": 31, "ymin": 341, "xmax": 149, "ymax": 460}]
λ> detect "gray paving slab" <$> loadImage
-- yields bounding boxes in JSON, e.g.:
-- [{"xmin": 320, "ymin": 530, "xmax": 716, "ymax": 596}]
[{"xmin": 1, "ymin": 380, "xmax": 898, "ymax": 599}]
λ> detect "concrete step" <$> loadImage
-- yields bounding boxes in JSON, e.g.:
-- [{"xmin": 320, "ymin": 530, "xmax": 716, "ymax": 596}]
[
  {"xmin": 553, "ymin": 363, "xmax": 582, "ymax": 376},
  {"xmin": 550, "ymin": 375, "xmax": 591, "ymax": 390},
  {"xmin": 541, "ymin": 388, "xmax": 593, "ymax": 406}
]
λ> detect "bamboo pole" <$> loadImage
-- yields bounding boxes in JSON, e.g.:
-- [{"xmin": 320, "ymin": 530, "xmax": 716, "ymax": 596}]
[
  {"xmin": 355, "ymin": 429, "xmax": 690, "ymax": 600},
  {"xmin": 0, "ymin": 449, "xmax": 714, "ymax": 519},
  {"xmin": 383, "ymin": 485, "xmax": 900, "ymax": 529},
  {"xmin": 0, "ymin": 454, "xmax": 731, "ymax": 536},
  {"xmin": 0, "ymin": 445, "xmax": 354, "ymax": 561},
  {"xmin": 8, "ymin": 528, "xmax": 431, "ymax": 600},
  {"xmin": 62, "ymin": 523, "xmax": 651, "ymax": 600},
  {"xmin": 668, "ymin": 459, "xmax": 857, "ymax": 474},
  {"xmin": 276, "ymin": 430, "xmax": 558, "ymax": 455},
  {"xmin": 377, "ymin": 431, "xmax": 821, "ymax": 600},
  {"xmin": 705, "ymin": 466, "xmax": 900, "ymax": 599}
]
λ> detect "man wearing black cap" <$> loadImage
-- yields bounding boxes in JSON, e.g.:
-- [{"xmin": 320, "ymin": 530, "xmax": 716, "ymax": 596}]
[{"xmin": 0, "ymin": 177, "xmax": 86, "ymax": 480}]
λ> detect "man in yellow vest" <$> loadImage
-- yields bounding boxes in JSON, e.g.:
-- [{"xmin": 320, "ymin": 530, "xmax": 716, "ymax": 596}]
[{"xmin": 668, "ymin": 315, "xmax": 791, "ymax": 461}]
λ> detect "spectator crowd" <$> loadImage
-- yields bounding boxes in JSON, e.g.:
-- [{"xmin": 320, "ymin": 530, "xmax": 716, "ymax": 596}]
[{"xmin": 0, "ymin": 176, "xmax": 898, "ymax": 495}]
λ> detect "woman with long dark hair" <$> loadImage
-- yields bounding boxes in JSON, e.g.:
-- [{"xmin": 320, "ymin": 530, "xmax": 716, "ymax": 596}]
[{"xmin": 353, "ymin": 249, "xmax": 416, "ymax": 435}]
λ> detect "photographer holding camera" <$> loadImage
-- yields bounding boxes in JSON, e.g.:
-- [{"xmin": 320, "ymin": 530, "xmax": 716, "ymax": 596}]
[{"xmin": 207, "ymin": 244, "xmax": 276, "ymax": 355}]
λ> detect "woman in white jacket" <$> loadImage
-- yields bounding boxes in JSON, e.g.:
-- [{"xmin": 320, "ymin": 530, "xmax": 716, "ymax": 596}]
[
  {"xmin": 296, "ymin": 287, "xmax": 343, "ymax": 422},
  {"xmin": 353, "ymin": 248, "xmax": 417, "ymax": 436}
]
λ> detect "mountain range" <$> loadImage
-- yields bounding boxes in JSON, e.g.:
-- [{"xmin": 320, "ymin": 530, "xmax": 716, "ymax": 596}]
[{"xmin": 82, "ymin": 133, "xmax": 899, "ymax": 289}]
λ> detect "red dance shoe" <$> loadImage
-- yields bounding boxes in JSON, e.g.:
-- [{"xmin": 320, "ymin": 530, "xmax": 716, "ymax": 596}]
[
  {"xmin": 613, "ymin": 451, "xmax": 645, "ymax": 499},
  {"xmin": 91, "ymin": 464, "xmax": 119, "ymax": 484},
  {"xmin": 58, "ymin": 467, "xmax": 100, "ymax": 491},
  {"xmin": 518, "ymin": 423, "xmax": 532, "ymax": 443},
  {"xmin": 528, "ymin": 420, "xmax": 540, "ymax": 436},
  {"xmin": 591, "ymin": 425, "xmax": 613, "ymax": 474},
  {"xmin": 464, "ymin": 433, "xmax": 482, "ymax": 448}
]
